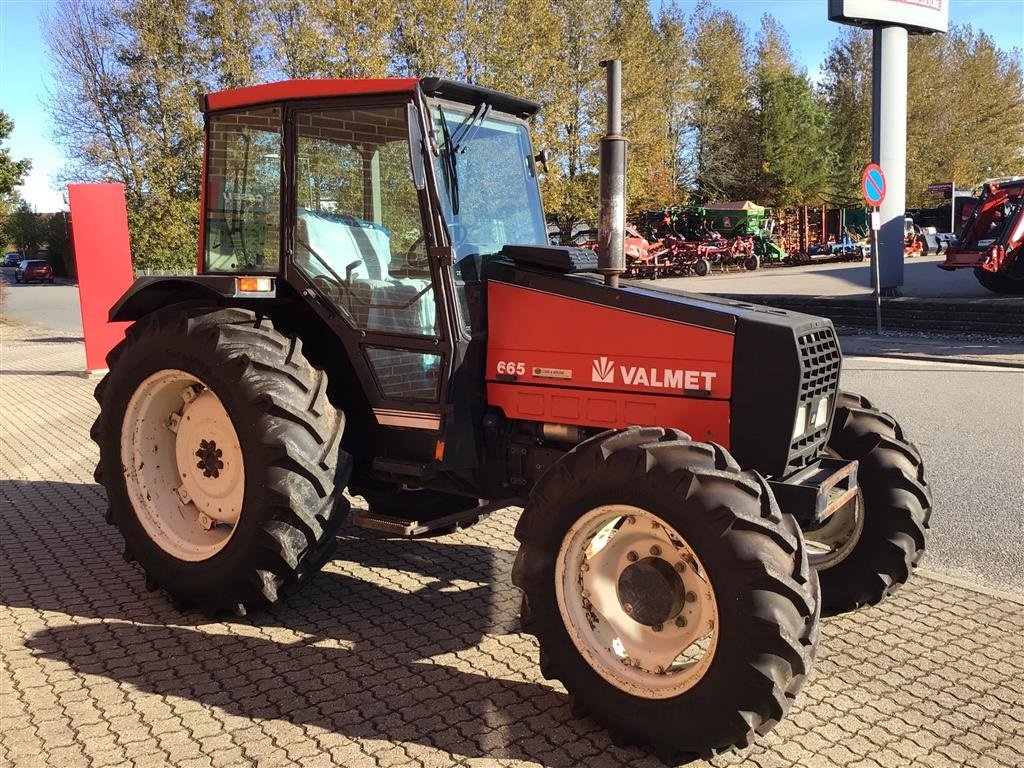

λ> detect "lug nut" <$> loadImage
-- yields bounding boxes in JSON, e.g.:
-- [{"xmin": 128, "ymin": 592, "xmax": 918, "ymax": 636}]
[
  {"xmin": 674, "ymin": 561, "xmax": 685, "ymax": 572},
  {"xmin": 626, "ymin": 516, "xmax": 636, "ymax": 525},
  {"xmin": 685, "ymin": 591, "xmax": 697, "ymax": 603},
  {"xmin": 626, "ymin": 551, "xmax": 639, "ymax": 562},
  {"xmin": 675, "ymin": 616, "xmax": 687, "ymax": 628},
  {"xmin": 650, "ymin": 545, "xmax": 661, "ymax": 557}
]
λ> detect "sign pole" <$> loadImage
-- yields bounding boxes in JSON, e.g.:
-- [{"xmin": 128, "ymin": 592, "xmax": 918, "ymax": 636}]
[
  {"xmin": 872, "ymin": 208, "xmax": 882, "ymax": 334},
  {"xmin": 950, "ymin": 180, "xmax": 956, "ymax": 234},
  {"xmin": 861, "ymin": 163, "xmax": 887, "ymax": 335}
]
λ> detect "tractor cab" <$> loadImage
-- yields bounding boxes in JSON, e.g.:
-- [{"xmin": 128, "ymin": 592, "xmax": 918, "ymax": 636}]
[{"xmin": 124, "ymin": 78, "xmax": 552, "ymax": 476}]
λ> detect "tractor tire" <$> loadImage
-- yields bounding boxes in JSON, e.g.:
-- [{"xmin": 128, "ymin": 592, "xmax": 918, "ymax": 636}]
[
  {"xmin": 693, "ymin": 258, "xmax": 710, "ymax": 277},
  {"xmin": 804, "ymin": 391, "xmax": 931, "ymax": 615},
  {"xmin": 744, "ymin": 254, "xmax": 760, "ymax": 271},
  {"xmin": 513, "ymin": 427, "xmax": 819, "ymax": 762},
  {"xmin": 358, "ymin": 484, "xmax": 480, "ymax": 536},
  {"xmin": 91, "ymin": 305, "xmax": 352, "ymax": 615},
  {"xmin": 973, "ymin": 268, "xmax": 1024, "ymax": 294}
]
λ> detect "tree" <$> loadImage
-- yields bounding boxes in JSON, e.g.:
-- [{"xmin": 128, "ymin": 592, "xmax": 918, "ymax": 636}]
[
  {"xmin": 906, "ymin": 25, "xmax": 1024, "ymax": 205},
  {"xmin": 656, "ymin": 2, "xmax": 691, "ymax": 204},
  {"xmin": 0, "ymin": 111, "xmax": 31, "ymax": 222},
  {"xmin": 820, "ymin": 28, "xmax": 873, "ymax": 205},
  {"xmin": 606, "ymin": 0, "xmax": 676, "ymax": 209},
  {"xmin": 685, "ymin": 1, "xmax": 753, "ymax": 203},
  {"xmin": 45, "ymin": 0, "xmax": 203, "ymax": 270},
  {"xmin": 2, "ymin": 202, "xmax": 43, "ymax": 256},
  {"xmin": 750, "ymin": 16, "xmax": 832, "ymax": 207}
]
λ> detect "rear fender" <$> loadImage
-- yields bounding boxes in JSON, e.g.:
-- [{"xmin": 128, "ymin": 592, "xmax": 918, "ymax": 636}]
[{"xmin": 109, "ymin": 275, "xmax": 277, "ymax": 321}]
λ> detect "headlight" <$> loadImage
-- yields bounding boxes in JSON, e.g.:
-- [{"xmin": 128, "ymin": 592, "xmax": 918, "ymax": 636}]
[
  {"xmin": 813, "ymin": 397, "xmax": 830, "ymax": 430},
  {"xmin": 792, "ymin": 405, "xmax": 808, "ymax": 440}
]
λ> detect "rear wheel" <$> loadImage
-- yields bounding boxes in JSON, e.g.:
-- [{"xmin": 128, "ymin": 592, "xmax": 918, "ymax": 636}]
[
  {"xmin": 514, "ymin": 427, "xmax": 819, "ymax": 761},
  {"xmin": 805, "ymin": 391, "xmax": 931, "ymax": 614},
  {"xmin": 744, "ymin": 254, "xmax": 760, "ymax": 271},
  {"xmin": 91, "ymin": 305, "xmax": 351, "ymax": 614},
  {"xmin": 973, "ymin": 268, "xmax": 1024, "ymax": 294},
  {"xmin": 693, "ymin": 258, "xmax": 710, "ymax": 277}
]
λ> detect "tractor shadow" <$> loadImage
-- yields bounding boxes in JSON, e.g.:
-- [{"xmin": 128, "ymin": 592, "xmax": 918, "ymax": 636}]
[{"xmin": 4, "ymin": 480, "xmax": 658, "ymax": 765}]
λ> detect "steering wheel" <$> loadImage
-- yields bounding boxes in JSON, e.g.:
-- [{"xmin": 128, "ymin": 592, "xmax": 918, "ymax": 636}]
[
  {"xmin": 311, "ymin": 274, "xmax": 341, "ymax": 298},
  {"xmin": 406, "ymin": 235, "xmax": 429, "ymax": 270}
]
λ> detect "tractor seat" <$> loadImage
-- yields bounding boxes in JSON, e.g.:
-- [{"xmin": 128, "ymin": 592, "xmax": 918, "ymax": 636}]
[{"xmin": 295, "ymin": 209, "xmax": 437, "ymax": 336}]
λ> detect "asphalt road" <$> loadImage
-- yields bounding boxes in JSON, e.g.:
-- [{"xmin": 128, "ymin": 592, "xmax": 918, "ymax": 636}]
[
  {"xmin": 651, "ymin": 253, "xmax": 989, "ymax": 298},
  {"xmin": 1, "ymin": 268, "xmax": 1019, "ymax": 593},
  {"xmin": 841, "ymin": 357, "xmax": 1024, "ymax": 594},
  {"xmin": 0, "ymin": 268, "xmax": 83, "ymax": 337}
]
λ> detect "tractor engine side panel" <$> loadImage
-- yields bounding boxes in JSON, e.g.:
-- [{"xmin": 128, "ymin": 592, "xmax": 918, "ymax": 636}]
[{"xmin": 485, "ymin": 280, "xmax": 734, "ymax": 445}]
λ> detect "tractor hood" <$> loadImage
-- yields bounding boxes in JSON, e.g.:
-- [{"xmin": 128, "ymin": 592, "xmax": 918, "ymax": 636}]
[{"xmin": 485, "ymin": 254, "xmax": 841, "ymax": 477}]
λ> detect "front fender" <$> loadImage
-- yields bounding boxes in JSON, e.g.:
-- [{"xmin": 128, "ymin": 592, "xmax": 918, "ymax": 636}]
[{"xmin": 109, "ymin": 275, "xmax": 276, "ymax": 321}]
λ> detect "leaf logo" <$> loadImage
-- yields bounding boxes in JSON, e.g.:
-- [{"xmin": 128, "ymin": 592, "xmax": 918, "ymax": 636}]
[{"xmin": 592, "ymin": 356, "xmax": 615, "ymax": 383}]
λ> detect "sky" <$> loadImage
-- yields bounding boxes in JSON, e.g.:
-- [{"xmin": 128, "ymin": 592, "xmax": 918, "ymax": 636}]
[{"xmin": 1, "ymin": 0, "xmax": 1022, "ymax": 212}]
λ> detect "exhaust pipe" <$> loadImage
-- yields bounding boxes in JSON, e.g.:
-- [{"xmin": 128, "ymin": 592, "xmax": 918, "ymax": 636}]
[{"xmin": 598, "ymin": 59, "xmax": 627, "ymax": 288}]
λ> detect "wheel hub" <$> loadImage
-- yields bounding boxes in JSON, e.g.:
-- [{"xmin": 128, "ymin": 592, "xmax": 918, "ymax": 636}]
[
  {"xmin": 194, "ymin": 439, "xmax": 225, "ymax": 478},
  {"xmin": 616, "ymin": 557, "xmax": 685, "ymax": 627}
]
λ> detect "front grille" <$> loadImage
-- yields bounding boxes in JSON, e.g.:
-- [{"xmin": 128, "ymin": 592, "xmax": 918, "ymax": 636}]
[{"xmin": 788, "ymin": 326, "xmax": 841, "ymax": 469}]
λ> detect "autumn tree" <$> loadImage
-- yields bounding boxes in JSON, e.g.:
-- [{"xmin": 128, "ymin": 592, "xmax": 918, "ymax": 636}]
[{"xmin": 906, "ymin": 25, "xmax": 1024, "ymax": 204}]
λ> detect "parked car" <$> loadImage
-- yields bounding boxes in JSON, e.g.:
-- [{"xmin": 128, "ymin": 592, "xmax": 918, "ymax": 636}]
[
  {"xmin": 15, "ymin": 259, "xmax": 54, "ymax": 284},
  {"xmin": 3, "ymin": 252, "xmax": 21, "ymax": 267}
]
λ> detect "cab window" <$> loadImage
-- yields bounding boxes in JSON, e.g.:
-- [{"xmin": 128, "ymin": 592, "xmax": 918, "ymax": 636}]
[
  {"xmin": 203, "ymin": 107, "xmax": 282, "ymax": 273},
  {"xmin": 292, "ymin": 105, "xmax": 437, "ymax": 338}
]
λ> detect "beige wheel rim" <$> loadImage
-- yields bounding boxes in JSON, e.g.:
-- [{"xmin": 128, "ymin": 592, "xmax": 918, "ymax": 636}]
[
  {"xmin": 554, "ymin": 504, "xmax": 719, "ymax": 699},
  {"xmin": 120, "ymin": 370, "xmax": 245, "ymax": 561}
]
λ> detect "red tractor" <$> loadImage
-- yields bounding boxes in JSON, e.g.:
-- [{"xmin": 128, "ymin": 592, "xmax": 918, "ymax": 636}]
[
  {"xmin": 92, "ymin": 63, "xmax": 930, "ymax": 761},
  {"xmin": 939, "ymin": 178, "xmax": 1024, "ymax": 293}
]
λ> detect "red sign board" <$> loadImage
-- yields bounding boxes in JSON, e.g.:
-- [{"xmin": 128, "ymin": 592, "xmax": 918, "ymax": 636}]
[
  {"xmin": 861, "ymin": 163, "xmax": 887, "ymax": 207},
  {"xmin": 68, "ymin": 184, "xmax": 135, "ymax": 372}
]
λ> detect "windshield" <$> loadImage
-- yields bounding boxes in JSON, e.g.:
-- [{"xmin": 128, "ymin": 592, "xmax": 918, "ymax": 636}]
[{"xmin": 430, "ymin": 102, "xmax": 547, "ymax": 259}]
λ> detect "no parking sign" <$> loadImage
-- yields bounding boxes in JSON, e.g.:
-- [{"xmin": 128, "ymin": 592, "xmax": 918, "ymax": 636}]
[
  {"xmin": 861, "ymin": 163, "xmax": 886, "ymax": 207},
  {"xmin": 862, "ymin": 163, "xmax": 886, "ymax": 231}
]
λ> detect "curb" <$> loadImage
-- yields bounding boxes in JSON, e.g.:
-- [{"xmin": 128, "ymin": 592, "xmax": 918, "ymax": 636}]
[
  {"xmin": 917, "ymin": 567, "xmax": 1024, "ymax": 606},
  {"xmin": 841, "ymin": 351, "xmax": 1024, "ymax": 369}
]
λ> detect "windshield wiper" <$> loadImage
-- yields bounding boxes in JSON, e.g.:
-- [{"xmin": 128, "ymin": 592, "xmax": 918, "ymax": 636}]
[
  {"xmin": 438, "ymin": 107, "xmax": 460, "ymax": 215},
  {"xmin": 437, "ymin": 102, "xmax": 492, "ymax": 217}
]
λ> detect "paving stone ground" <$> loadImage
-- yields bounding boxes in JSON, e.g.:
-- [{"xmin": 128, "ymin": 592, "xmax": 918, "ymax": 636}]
[{"xmin": 2, "ymin": 322, "xmax": 1023, "ymax": 768}]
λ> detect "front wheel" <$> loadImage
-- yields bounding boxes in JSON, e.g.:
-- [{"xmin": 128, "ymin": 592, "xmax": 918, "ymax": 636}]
[
  {"xmin": 91, "ymin": 306, "xmax": 352, "ymax": 614},
  {"xmin": 693, "ymin": 257, "xmax": 710, "ymax": 277},
  {"xmin": 804, "ymin": 391, "xmax": 931, "ymax": 614},
  {"xmin": 974, "ymin": 268, "xmax": 1024, "ymax": 294},
  {"xmin": 513, "ymin": 427, "xmax": 819, "ymax": 761},
  {"xmin": 744, "ymin": 254, "xmax": 760, "ymax": 271}
]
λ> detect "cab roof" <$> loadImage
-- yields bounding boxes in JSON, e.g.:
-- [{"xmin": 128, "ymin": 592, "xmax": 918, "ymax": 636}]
[{"xmin": 203, "ymin": 77, "xmax": 540, "ymax": 119}]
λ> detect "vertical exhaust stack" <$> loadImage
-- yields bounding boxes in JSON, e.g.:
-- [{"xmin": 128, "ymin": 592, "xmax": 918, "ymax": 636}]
[{"xmin": 598, "ymin": 59, "xmax": 627, "ymax": 288}]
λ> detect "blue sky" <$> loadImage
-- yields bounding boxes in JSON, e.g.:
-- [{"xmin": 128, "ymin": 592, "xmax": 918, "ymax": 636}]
[{"xmin": 2, "ymin": 0, "xmax": 1022, "ymax": 211}]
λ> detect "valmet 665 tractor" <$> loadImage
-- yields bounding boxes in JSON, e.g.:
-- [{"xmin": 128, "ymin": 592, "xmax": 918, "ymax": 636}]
[{"xmin": 92, "ymin": 63, "xmax": 931, "ymax": 761}]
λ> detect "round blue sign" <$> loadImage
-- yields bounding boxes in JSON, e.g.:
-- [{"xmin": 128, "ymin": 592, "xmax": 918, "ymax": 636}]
[{"xmin": 861, "ymin": 163, "xmax": 887, "ymax": 207}]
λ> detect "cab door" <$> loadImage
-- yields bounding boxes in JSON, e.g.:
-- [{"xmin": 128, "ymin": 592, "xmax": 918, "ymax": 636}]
[{"xmin": 282, "ymin": 97, "xmax": 458, "ymax": 468}]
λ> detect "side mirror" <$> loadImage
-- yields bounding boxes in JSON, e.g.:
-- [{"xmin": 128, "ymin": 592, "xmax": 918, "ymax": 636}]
[{"xmin": 534, "ymin": 149, "xmax": 550, "ymax": 175}]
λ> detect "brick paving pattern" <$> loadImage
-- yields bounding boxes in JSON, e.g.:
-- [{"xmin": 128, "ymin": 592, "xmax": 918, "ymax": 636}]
[{"xmin": 2, "ymin": 323, "xmax": 1023, "ymax": 768}]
